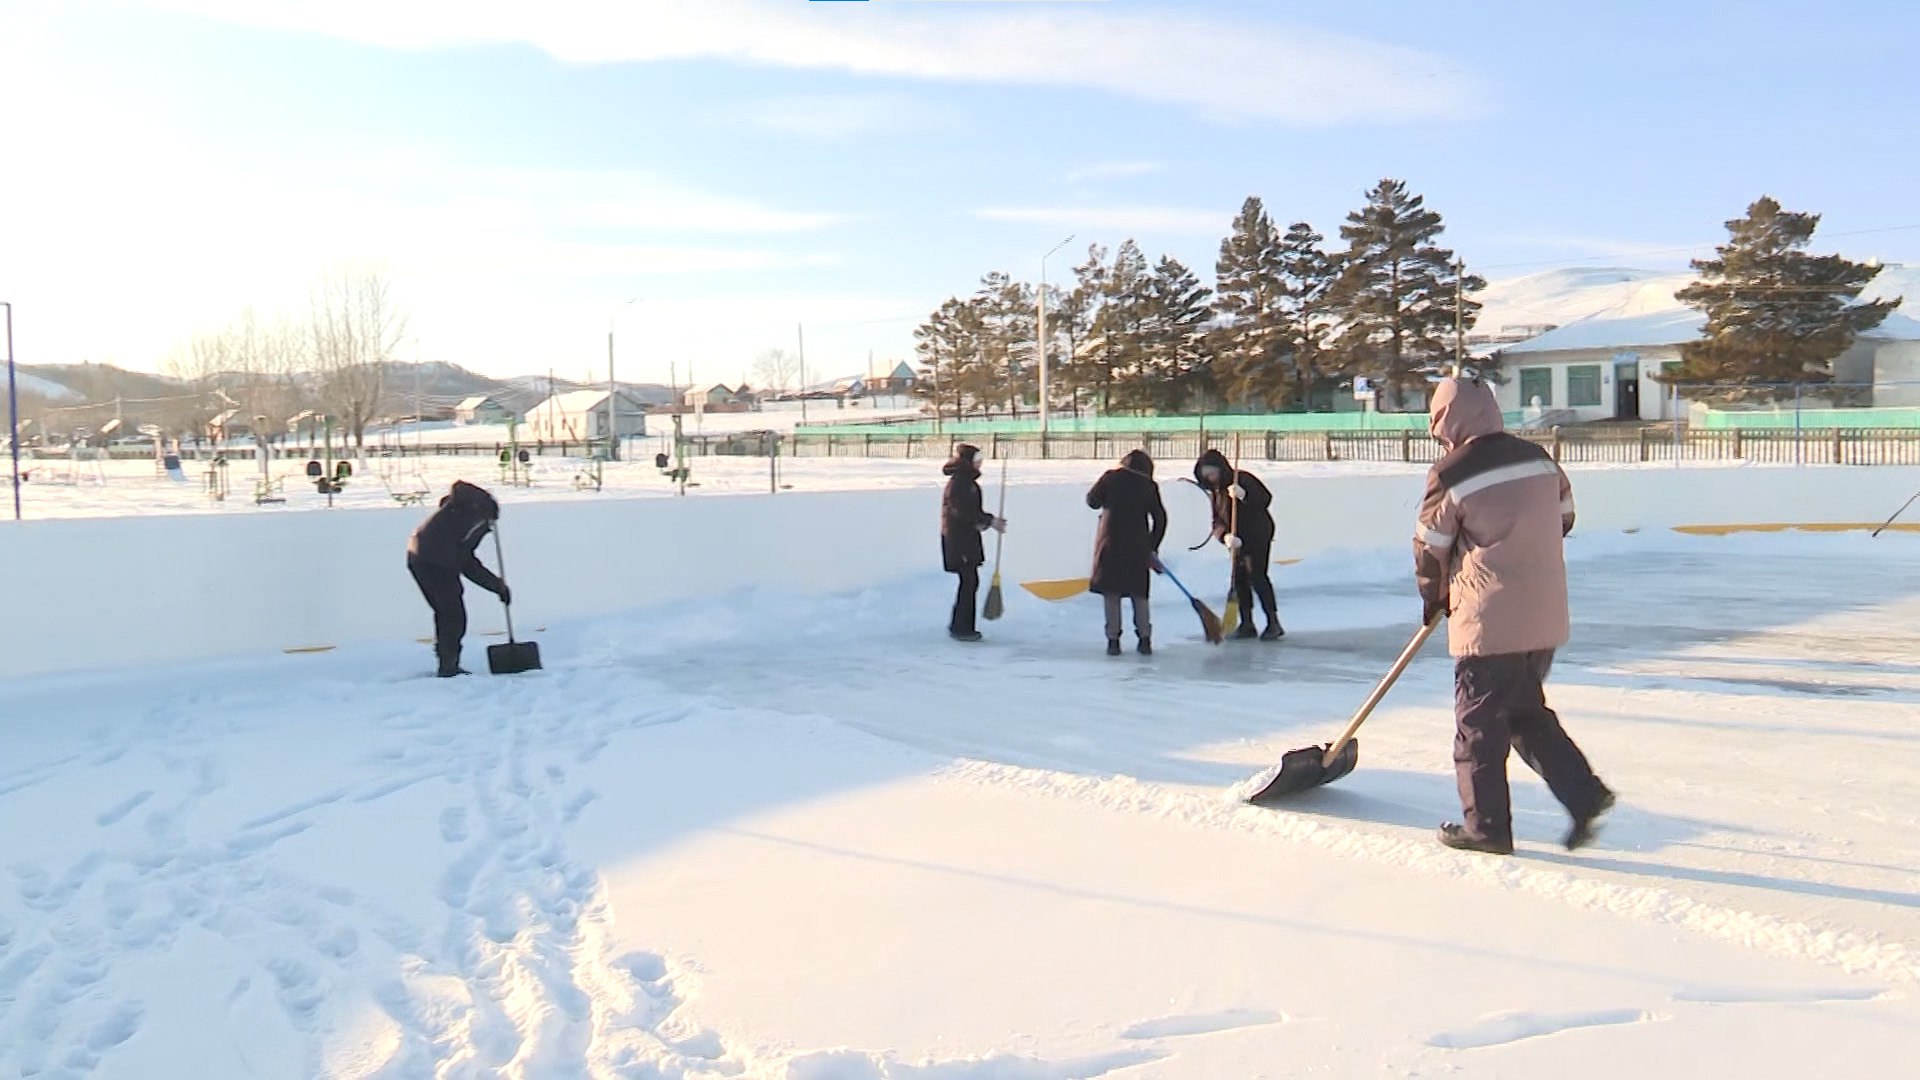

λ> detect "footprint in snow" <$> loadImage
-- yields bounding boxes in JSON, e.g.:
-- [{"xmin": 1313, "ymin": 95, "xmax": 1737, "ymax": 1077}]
[
  {"xmin": 95, "ymin": 791, "xmax": 154, "ymax": 828},
  {"xmin": 1427, "ymin": 1008, "xmax": 1659, "ymax": 1050},
  {"xmin": 439, "ymin": 807, "xmax": 470, "ymax": 844}
]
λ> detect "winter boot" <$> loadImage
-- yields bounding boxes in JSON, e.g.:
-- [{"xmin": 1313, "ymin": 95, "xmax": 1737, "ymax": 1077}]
[
  {"xmin": 1106, "ymin": 637, "xmax": 1123, "ymax": 656},
  {"xmin": 1137, "ymin": 636, "xmax": 1152, "ymax": 656},
  {"xmin": 1564, "ymin": 788, "xmax": 1617, "ymax": 851},
  {"xmin": 1437, "ymin": 823, "xmax": 1513, "ymax": 855},
  {"xmin": 1260, "ymin": 618, "xmax": 1285, "ymax": 641},
  {"xmin": 950, "ymin": 629, "xmax": 984, "ymax": 643},
  {"xmin": 435, "ymin": 647, "xmax": 470, "ymax": 678},
  {"xmin": 1233, "ymin": 621, "xmax": 1259, "ymax": 641}
]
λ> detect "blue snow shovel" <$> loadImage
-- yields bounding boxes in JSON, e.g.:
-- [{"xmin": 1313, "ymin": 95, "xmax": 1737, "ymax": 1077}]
[
  {"xmin": 1152, "ymin": 557, "xmax": 1224, "ymax": 645},
  {"xmin": 1242, "ymin": 613, "xmax": 1442, "ymax": 803}
]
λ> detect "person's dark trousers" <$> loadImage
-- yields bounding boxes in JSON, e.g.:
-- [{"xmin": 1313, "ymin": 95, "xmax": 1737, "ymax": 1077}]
[
  {"xmin": 1230, "ymin": 538, "xmax": 1278, "ymax": 620},
  {"xmin": 409, "ymin": 560, "xmax": 467, "ymax": 674},
  {"xmin": 950, "ymin": 564, "xmax": 980, "ymax": 636},
  {"xmin": 1454, "ymin": 649, "xmax": 1606, "ymax": 844}
]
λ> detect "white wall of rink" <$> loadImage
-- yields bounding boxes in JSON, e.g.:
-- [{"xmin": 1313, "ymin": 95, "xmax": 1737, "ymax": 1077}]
[{"xmin": 1, "ymin": 464, "xmax": 1915, "ymax": 680}]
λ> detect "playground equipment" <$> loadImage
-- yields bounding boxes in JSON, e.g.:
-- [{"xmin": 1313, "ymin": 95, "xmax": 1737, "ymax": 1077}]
[
  {"xmin": 572, "ymin": 451, "xmax": 605, "ymax": 492},
  {"xmin": 252, "ymin": 431, "xmax": 286, "ymax": 505},
  {"xmin": 498, "ymin": 418, "xmax": 533, "ymax": 487},
  {"xmin": 376, "ymin": 453, "xmax": 431, "ymax": 505},
  {"xmin": 303, "ymin": 416, "xmax": 353, "ymax": 507},
  {"xmin": 653, "ymin": 413, "xmax": 692, "ymax": 495},
  {"xmin": 204, "ymin": 454, "xmax": 231, "ymax": 502}
]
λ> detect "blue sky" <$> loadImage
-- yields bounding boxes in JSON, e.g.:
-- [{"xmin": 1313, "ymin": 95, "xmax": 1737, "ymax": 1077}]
[{"xmin": 1, "ymin": 0, "xmax": 1912, "ymax": 385}]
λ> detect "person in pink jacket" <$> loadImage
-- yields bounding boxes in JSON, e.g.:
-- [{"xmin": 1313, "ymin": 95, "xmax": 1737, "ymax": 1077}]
[{"xmin": 1414, "ymin": 376, "xmax": 1614, "ymax": 854}]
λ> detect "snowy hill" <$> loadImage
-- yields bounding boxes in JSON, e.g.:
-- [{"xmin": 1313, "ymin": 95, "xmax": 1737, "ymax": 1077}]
[{"xmin": 13, "ymin": 370, "xmax": 80, "ymax": 402}]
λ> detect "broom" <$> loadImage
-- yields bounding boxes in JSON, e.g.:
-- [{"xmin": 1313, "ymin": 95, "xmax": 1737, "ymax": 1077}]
[
  {"xmin": 1220, "ymin": 445, "xmax": 1243, "ymax": 635},
  {"xmin": 982, "ymin": 455, "xmax": 1010, "ymax": 620},
  {"xmin": 1153, "ymin": 556, "xmax": 1225, "ymax": 644}
]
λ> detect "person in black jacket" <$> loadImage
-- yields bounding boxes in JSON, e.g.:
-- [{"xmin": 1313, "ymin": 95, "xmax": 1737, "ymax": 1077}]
[
  {"xmin": 940, "ymin": 444, "xmax": 1005, "ymax": 642},
  {"xmin": 1194, "ymin": 448, "xmax": 1283, "ymax": 641},
  {"xmin": 406, "ymin": 480, "xmax": 510, "ymax": 676},
  {"xmin": 1087, "ymin": 449, "xmax": 1168, "ymax": 656}
]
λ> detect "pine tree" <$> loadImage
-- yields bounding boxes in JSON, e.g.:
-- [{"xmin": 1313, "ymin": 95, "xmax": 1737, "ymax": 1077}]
[
  {"xmin": 1086, "ymin": 241, "xmax": 1153, "ymax": 414},
  {"xmin": 1275, "ymin": 221, "xmax": 1341, "ymax": 408},
  {"xmin": 1063, "ymin": 244, "xmax": 1111, "ymax": 415},
  {"xmin": 913, "ymin": 297, "xmax": 991, "ymax": 419},
  {"xmin": 1325, "ymin": 179, "xmax": 1484, "ymax": 408},
  {"xmin": 1138, "ymin": 255, "xmax": 1216, "ymax": 412},
  {"xmin": 972, "ymin": 272, "xmax": 1036, "ymax": 416},
  {"xmin": 1672, "ymin": 196, "xmax": 1897, "ymax": 403},
  {"xmin": 1212, "ymin": 197, "xmax": 1287, "ymax": 408}
]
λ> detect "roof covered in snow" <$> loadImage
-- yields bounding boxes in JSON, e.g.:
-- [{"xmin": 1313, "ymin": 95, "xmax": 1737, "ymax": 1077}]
[
  {"xmin": 1497, "ymin": 263, "xmax": 1920, "ymax": 355},
  {"xmin": 526, "ymin": 389, "xmax": 649, "ymax": 414}
]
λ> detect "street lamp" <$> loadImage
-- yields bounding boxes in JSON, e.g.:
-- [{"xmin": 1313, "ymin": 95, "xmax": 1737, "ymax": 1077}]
[
  {"xmin": 4, "ymin": 301, "xmax": 17, "ymax": 521},
  {"xmin": 608, "ymin": 296, "xmax": 641, "ymax": 460},
  {"xmin": 1037, "ymin": 235, "xmax": 1074, "ymax": 435}
]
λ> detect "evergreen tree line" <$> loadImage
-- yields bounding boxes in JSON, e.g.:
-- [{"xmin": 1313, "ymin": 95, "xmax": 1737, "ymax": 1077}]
[
  {"xmin": 912, "ymin": 183, "xmax": 1902, "ymax": 417},
  {"xmin": 913, "ymin": 178, "xmax": 1485, "ymax": 418}
]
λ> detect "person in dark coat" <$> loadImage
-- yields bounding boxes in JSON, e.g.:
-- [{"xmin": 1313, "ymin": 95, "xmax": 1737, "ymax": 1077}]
[
  {"xmin": 1087, "ymin": 449, "xmax": 1168, "ymax": 655},
  {"xmin": 1194, "ymin": 448, "xmax": 1283, "ymax": 640},
  {"xmin": 406, "ymin": 480, "xmax": 510, "ymax": 677},
  {"xmin": 941, "ymin": 444, "xmax": 1005, "ymax": 641}
]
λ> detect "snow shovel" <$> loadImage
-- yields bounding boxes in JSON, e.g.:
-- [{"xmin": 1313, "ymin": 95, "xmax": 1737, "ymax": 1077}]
[
  {"xmin": 485, "ymin": 526, "xmax": 542, "ymax": 675},
  {"xmin": 1242, "ymin": 614, "xmax": 1441, "ymax": 803},
  {"xmin": 1152, "ymin": 557, "xmax": 1224, "ymax": 644},
  {"xmin": 983, "ymin": 457, "xmax": 1010, "ymax": 620}
]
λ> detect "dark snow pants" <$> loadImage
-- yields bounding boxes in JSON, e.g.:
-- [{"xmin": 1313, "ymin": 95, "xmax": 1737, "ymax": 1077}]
[
  {"xmin": 1454, "ymin": 650, "xmax": 1606, "ymax": 844},
  {"xmin": 409, "ymin": 561, "xmax": 467, "ymax": 667},
  {"xmin": 1231, "ymin": 537, "xmax": 1278, "ymax": 621},
  {"xmin": 950, "ymin": 564, "xmax": 980, "ymax": 635}
]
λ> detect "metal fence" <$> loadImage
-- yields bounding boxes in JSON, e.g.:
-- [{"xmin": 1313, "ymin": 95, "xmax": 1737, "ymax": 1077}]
[{"xmin": 680, "ymin": 425, "xmax": 1920, "ymax": 467}]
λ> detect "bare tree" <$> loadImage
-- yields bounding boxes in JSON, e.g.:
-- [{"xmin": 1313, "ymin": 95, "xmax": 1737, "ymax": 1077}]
[
  {"xmin": 752, "ymin": 347, "xmax": 802, "ymax": 395},
  {"xmin": 309, "ymin": 269, "xmax": 407, "ymax": 449}
]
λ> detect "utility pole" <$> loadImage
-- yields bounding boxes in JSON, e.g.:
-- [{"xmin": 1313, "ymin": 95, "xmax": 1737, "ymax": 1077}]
[
  {"xmin": 4, "ymin": 301, "xmax": 17, "ymax": 521},
  {"xmin": 1038, "ymin": 234, "xmax": 1074, "ymax": 435},
  {"xmin": 797, "ymin": 322, "xmax": 808, "ymax": 424}
]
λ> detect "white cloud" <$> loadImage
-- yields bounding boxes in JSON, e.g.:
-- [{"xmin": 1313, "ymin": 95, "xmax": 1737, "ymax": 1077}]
[
  {"xmin": 128, "ymin": 0, "xmax": 1484, "ymax": 125},
  {"xmin": 1065, "ymin": 161, "xmax": 1166, "ymax": 185},
  {"xmin": 974, "ymin": 206, "xmax": 1226, "ymax": 235}
]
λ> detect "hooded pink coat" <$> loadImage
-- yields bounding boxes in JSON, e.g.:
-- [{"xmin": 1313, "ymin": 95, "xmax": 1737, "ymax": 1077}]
[{"xmin": 1414, "ymin": 378, "xmax": 1577, "ymax": 658}]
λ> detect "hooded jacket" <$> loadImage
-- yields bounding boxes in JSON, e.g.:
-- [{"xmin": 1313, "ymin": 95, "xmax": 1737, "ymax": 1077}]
[
  {"xmin": 1414, "ymin": 377, "xmax": 1576, "ymax": 657},
  {"xmin": 1193, "ymin": 448, "xmax": 1274, "ymax": 545},
  {"xmin": 1086, "ymin": 449, "xmax": 1168, "ymax": 598},
  {"xmin": 940, "ymin": 444, "xmax": 996, "ymax": 572},
  {"xmin": 407, "ymin": 480, "xmax": 508, "ymax": 595}
]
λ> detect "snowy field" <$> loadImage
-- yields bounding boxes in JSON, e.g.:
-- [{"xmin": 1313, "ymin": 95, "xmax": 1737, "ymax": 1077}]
[{"xmin": 3, "ymin": 500, "xmax": 1919, "ymax": 1076}]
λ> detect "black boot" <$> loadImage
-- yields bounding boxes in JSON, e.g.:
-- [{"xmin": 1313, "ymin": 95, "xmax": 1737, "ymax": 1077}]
[
  {"xmin": 1564, "ymin": 788, "xmax": 1616, "ymax": 851},
  {"xmin": 435, "ymin": 647, "xmax": 470, "ymax": 678},
  {"xmin": 1233, "ymin": 621, "xmax": 1258, "ymax": 640},
  {"xmin": 1137, "ymin": 636, "xmax": 1152, "ymax": 656},
  {"xmin": 1260, "ymin": 617, "xmax": 1285, "ymax": 641},
  {"xmin": 1106, "ymin": 637, "xmax": 1122, "ymax": 656},
  {"xmin": 1437, "ymin": 822, "xmax": 1513, "ymax": 855}
]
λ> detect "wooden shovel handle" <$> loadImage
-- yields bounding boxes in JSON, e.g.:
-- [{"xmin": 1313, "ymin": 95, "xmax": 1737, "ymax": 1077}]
[{"xmin": 1323, "ymin": 616, "xmax": 1441, "ymax": 766}]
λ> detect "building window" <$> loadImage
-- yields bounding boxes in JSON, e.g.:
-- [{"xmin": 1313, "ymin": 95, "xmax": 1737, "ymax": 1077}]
[
  {"xmin": 1567, "ymin": 365, "xmax": 1603, "ymax": 407},
  {"xmin": 1519, "ymin": 367, "xmax": 1552, "ymax": 408}
]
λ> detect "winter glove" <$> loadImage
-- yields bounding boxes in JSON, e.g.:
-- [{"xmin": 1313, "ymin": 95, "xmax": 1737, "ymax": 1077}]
[
  {"xmin": 497, "ymin": 584, "xmax": 513, "ymax": 606},
  {"xmin": 1227, "ymin": 483, "xmax": 1245, "ymax": 501},
  {"xmin": 1150, "ymin": 553, "xmax": 1165, "ymax": 574},
  {"xmin": 1226, "ymin": 534, "xmax": 1243, "ymax": 551},
  {"xmin": 1422, "ymin": 596, "xmax": 1449, "ymax": 626},
  {"xmin": 990, "ymin": 516, "xmax": 1008, "ymax": 534}
]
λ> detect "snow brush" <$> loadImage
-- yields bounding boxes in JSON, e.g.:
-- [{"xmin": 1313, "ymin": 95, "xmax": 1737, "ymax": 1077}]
[
  {"xmin": 1242, "ymin": 614, "xmax": 1441, "ymax": 803},
  {"xmin": 982, "ymin": 456, "xmax": 1010, "ymax": 620},
  {"xmin": 1872, "ymin": 489, "xmax": 1920, "ymax": 538},
  {"xmin": 1152, "ymin": 557, "xmax": 1224, "ymax": 645}
]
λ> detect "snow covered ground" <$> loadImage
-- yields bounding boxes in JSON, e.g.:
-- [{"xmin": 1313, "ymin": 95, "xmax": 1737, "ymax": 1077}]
[{"xmin": 3, "ymin": 527, "xmax": 1917, "ymax": 1078}]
